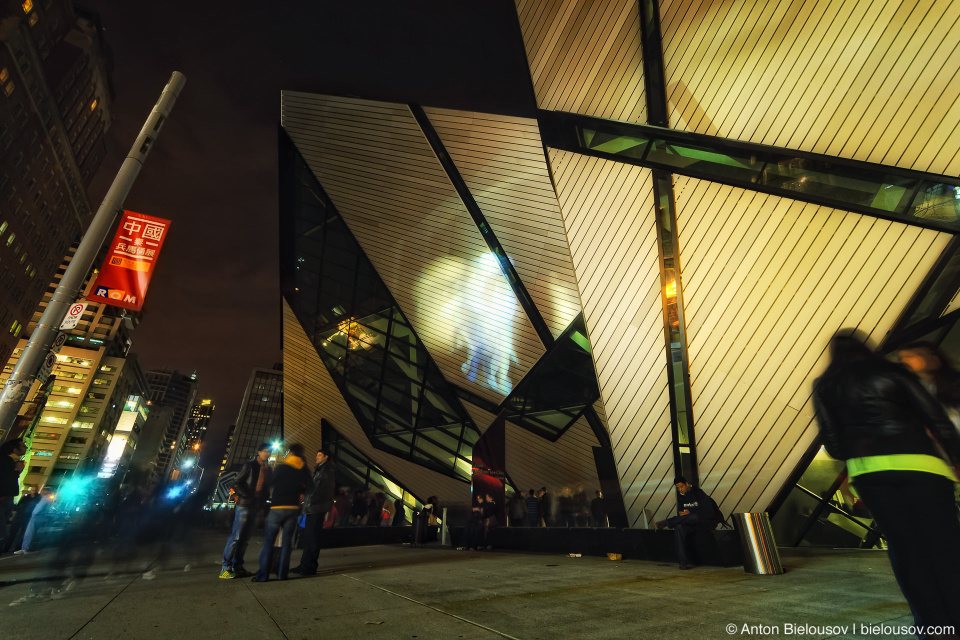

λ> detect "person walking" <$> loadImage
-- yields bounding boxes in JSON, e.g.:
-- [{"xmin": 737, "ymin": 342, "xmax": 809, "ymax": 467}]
[
  {"xmin": 18, "ymin": 488, "xmax": 54, "ymax": 553},
  {"xmin": 291, "ymin": 447, "xmax": 335, "ymax": 576},
  {"xmin": 220, "ymin": 443, "xmax": 272, "ymax": 579},
  {"xmin": 0, "ymin": 439, "xmax": 26, "ymax": 554},
  {"xmin": 813, "ymin": 330, "xmax": 960, "ymax": 635},
  {"xmin": 252, "ymin": 444, "xmax": 311, "ymax": 582},
  {"xmin": 3, "ymin": 486, "xmax": 38, "ymax": 553}
]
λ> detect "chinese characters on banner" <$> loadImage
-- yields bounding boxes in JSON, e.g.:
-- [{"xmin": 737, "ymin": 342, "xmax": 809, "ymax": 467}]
[{"xmin": 88, "ymin": 211, "xmax": 171, "ymax": 311}]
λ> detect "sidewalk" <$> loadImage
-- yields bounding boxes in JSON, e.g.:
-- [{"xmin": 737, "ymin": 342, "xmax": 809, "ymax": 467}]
[{"xmin": 0, "ymin": 533, "xmax": 918, "ymax": 639}]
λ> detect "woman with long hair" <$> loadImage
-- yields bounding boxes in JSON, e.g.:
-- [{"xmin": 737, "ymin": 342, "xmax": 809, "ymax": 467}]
[{"xmin": 813, "ymin": 330, "xmax": 960, "ymax": 636}]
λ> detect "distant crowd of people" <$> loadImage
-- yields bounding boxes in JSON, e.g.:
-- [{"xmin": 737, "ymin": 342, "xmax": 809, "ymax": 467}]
[{"xmin": 504, "ymin": 486, "xmax": 608, "ymax": 529}]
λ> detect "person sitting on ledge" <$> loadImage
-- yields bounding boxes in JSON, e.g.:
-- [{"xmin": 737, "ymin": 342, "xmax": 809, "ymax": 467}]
[{"xmin": 655, "ymin": 476, "xmax": 720, "ymax": 570}]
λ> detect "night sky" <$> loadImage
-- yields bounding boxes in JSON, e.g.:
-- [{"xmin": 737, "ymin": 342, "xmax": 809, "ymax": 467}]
[{"xmin": 82, "ymin": 0, "xmax": 535, "ymax": 469}]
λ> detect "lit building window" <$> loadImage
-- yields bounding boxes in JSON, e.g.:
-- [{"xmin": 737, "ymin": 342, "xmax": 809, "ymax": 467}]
[
  {"xmin": 2, "ymin": 82, "xmax": 12, "ymax": 97},
  {"xmin": 0, "ymin": 69, "xmax": 7, "ymax": 83},
  {"xmin": 6, "ymin": 232, "xmax": 14, "ymax": 247},
  {"xmin": 21, "ymin": 0, "xmax": 32, "ymax": 14},
  {"xmin": 28, "ymin": 12, "xmax": 38, "ymax": 26},
  {"xmin": 90, "ymin": 98, "xmax": 97, "ymax": 111}
]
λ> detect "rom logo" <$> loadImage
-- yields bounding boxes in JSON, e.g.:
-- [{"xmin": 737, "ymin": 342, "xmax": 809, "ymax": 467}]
[{"xmin": 96, "ymin": 286, "xmax": 137, "ymax": 304}]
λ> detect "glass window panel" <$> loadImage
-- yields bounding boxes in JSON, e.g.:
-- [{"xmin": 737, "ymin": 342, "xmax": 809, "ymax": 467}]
[
  {"xmin": 909, "ymin": 182, "xmax": 960, "ymax": 223},
  {"xmin": 646, "ymin": 140, "xmax": 763, "ymax": 181}
]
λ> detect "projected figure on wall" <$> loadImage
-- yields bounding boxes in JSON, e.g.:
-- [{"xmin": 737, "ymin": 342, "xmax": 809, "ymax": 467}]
[{"xmin": 436, "ymin": 253, "xmax": 519, "ymax": 396}]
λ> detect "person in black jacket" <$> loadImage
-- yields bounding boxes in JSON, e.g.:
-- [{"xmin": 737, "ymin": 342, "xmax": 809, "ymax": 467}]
[
  {"xmin": 219, "ymin": 443, "xmax": 272, "ymax": 579},
  {"xmin": 655, "ymin": 476, "xmax": 720, "ymax": 569},
  {"xmin": 253, "ymin": 444, "xmax": 312, "ymax": 582},
  {"xmin": 291, "ymin": 447, "xmax": 336, "ymax": 576},
  {"xmin": 0, "ymin": 439, "xmax": 26, "ymax": 555},
  {"xmin": 813, "ymin": 330, "xmax": 960, "ymax": 633}
]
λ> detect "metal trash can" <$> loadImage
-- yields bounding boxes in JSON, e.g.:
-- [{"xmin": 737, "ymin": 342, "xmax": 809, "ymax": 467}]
[{"xmin": 732, "ymin": 512, "xmax": 784, "ymax": 575}]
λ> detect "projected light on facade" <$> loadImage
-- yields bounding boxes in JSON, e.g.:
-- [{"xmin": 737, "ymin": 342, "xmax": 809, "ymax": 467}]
[{"xmin": 417, "ymin": 252, "xmax": 520, "ymax": 396}]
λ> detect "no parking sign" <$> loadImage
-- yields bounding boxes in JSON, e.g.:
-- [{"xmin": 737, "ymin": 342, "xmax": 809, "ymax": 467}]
[{"xmin": 60, "ymin": 302, "xmax": 87, "ymax": 330}]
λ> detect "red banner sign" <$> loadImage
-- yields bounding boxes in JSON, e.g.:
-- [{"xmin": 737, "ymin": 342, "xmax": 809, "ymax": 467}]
[{"xmin": 88, "ymin": 210, "xmax": 171, "ymax": 311}]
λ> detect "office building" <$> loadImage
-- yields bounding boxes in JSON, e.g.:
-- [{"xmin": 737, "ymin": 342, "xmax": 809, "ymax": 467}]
[
  {"xmin": 220, "ymin": 366, "xmax": 282, "ymax": 472},
  {"xmin": 0, "ymin": 0, "xmax": 112, "ymax": 366},
  {"xmin": 146, "ymin": 368, "xmax": 198, "ymax": 480}
]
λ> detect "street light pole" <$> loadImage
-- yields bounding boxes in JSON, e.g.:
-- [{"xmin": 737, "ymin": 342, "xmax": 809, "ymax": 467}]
[{"xmin": 0, "ymin": 71, "xmax": 187, "ymax": 443}]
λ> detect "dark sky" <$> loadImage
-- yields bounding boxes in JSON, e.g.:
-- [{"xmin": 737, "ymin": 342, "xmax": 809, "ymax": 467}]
[{"xmin": 82, "ymin": 0, "xmax": 534, "ymax": 466}]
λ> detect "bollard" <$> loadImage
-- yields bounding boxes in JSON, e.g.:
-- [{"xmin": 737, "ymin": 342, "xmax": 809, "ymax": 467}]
[
  {"xmin": 732, "ymin": 512, "xmax": 784, "ymax": 575},
  {"xmin": 440, "ymin": 507, "xmax": 449, "ymax": 546}
]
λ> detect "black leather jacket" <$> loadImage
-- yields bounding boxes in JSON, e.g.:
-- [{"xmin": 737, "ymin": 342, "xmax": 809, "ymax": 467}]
[
  {"xmin": 813, "ymin": 359, "xmax": 960, "ymax": 464},
  {"xmin": 303, "ymin": 460, "xmax": 336, "ymax": 515},
  {"xmin": 231, "ymin": 458, "xmax": 270, "ymax": 508}
]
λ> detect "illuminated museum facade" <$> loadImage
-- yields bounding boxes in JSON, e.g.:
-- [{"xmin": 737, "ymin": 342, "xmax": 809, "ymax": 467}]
[{"xmin": 279, "ymin": 0, "xmax": 960, "ymax": 545}]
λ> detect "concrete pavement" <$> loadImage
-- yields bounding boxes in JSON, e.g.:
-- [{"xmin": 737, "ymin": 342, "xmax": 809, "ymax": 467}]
[{"xmin": 0, "ymin": 533, "xmax": 922, "ymax": 639}]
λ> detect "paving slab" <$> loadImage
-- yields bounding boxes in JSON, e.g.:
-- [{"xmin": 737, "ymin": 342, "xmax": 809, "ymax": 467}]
[{"xmin": 0, "ymin": 533, "xmax": 927, "ymax": 640}]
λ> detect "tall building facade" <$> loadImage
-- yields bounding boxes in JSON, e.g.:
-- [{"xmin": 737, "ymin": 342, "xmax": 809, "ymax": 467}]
[
  {"xmin": 221, "ymin": 366, "xmax": 282, "ymax": 471},
  {"xmin": 1, "ymin": 241, "xmax": 147, "ymax": 491},
  {"xmin": 185, "ymin": 398, "xmax": 214, "ymax": 448},
  {"xmin": 0, "ymin": 0, "xmax": 112, "ymax": 366},
  {"xmin": 278, "ymin": 0, "xmax": 960, "ymax": 547},
  {"xmin": 146, "ymin": 369, "xmax": 198, "ymax": 480}
]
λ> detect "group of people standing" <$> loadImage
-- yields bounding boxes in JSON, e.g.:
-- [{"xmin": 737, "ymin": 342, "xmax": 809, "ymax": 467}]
[{"xmin": 220, "ymin": 442, "xmax": 336, "ymax": 582}]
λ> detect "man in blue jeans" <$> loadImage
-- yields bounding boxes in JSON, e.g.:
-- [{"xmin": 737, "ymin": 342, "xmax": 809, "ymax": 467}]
[{"xmin": 220, "ymin": 443, "xmax": 272, "ymax": 579}]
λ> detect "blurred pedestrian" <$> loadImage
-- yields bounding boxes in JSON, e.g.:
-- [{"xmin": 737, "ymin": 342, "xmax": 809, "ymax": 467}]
[
  {"xmin": 18, "ymin": 487, "xmax": 54, "ymax": 553},
  {"xmin": 392, "ymin": 498, "xmax": 406, "ymax": 526},
  {"xmin": 292, "ymin": 447, "xmax": 335, "ymax": 576},
  {"xmin": 539, "ymin": 487, "xmax": 552, "ymax": 526},
  {"xmin": 898, "ymin": 341, "xmax": 960, "ymax": 431},
  {"xmin": 813, "ymin": 330, "xmax": 960, "ymax": 634},
  {"xmin": 573, "ymin": 485, "xmax": 589, "ymax": 526},
  {"xmin": 525, "ymin": 489, "xmax": 540, "ymax": 527},
  {"xmin": 0, "ymin": 439, "xmax": 26, "ymax": 553},
  {"xmin": 3, "ymin": 486, "xmax": 38, "ymax": 553},
  {"xmin": 252, "ymin": 444, "xmax": 311, "ymax": 582},
  {"xmin": 508, "ymin": 492, "xmax": 526, "ymax": 526},
  {"xmin": 220, "ymin": 443, "xmax": 272, "ymax": 579},
  {"xmin": 590, "ymin": 490, "xmax": 607, "ymax": 527}
]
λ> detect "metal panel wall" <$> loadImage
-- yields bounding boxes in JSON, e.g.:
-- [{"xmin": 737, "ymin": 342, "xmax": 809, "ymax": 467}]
[
  {"xmin": 547, "ymin": 149, "xmax": 675, "ymax": 525},
  {"xmin": 423, "ymin": 107, "xmax": 583, "ymax": 339},
  {"xmin": 462, "ymin": 401, "xmax": 601, "ymax": 498},
  {"xmin": 283, "ymin": 298, "xmax": 470, "ymax": 506},
  {"xmin": 281, "ymin": 93, "xmax": 545, "ymax": 405},
  {"xmin": 660, "ymin": 0, "xmax": 960, "ymax": 175},
  {"xmin": 515, "ymin": 0, "xmax": 647, "ymax": 123},
  {"xmin": 676, "ymin": 177, "xmax": 952, "ymax": 515}
]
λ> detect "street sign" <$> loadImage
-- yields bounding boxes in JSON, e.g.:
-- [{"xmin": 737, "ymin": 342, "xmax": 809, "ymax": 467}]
[
  {"xmin": 51, "ymin": 332, "xmax": 68, "ymax": 353},
  {"xmin": 60, "ymin": 302, "xmax": 87, "ymax": 330},
  {"xmin": 36, "ymin": 352, "xmax": 58, "ymax": 385}
]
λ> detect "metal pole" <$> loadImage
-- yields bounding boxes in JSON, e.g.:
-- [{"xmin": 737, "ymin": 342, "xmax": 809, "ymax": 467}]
[
  {"xmin": 0, "ymin": 71, "xmax": 186, "ymax": 441},
  {"xmin": 440, "ymin": 507, "xmax": 449, "ymax": 546}
]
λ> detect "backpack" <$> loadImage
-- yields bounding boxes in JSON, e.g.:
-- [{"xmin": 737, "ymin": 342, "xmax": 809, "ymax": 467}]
[{"xmin": 710, "ymin": 496, "xmax": 731, "ymax": 529}]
